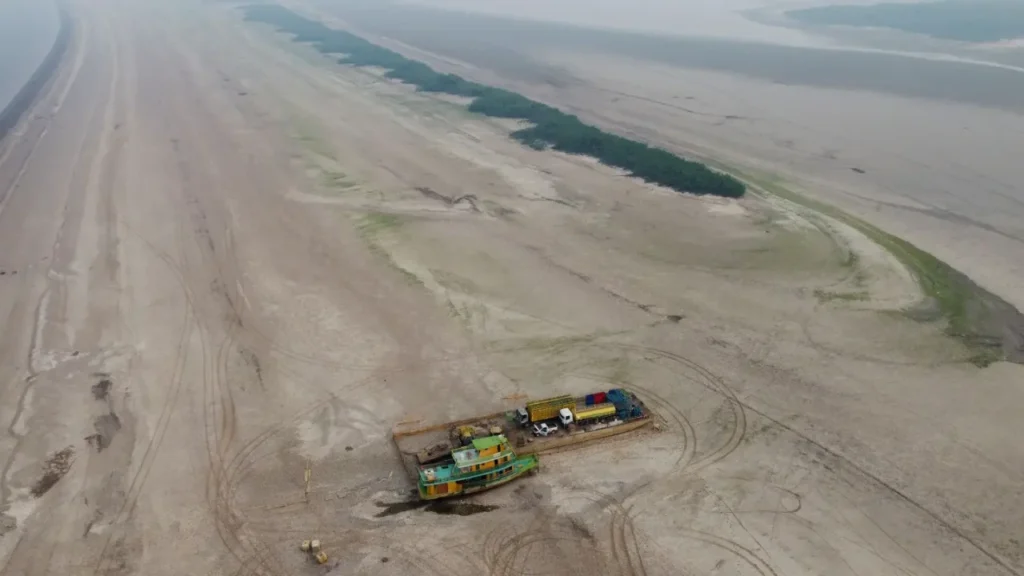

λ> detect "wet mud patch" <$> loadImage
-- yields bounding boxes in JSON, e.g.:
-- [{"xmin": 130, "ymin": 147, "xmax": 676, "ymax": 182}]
[
  {"xmin": 0, "ymin": 513, "xmax": 16, "ymax": 536},
  {"xmin": 239, "ymin": 348, "xmax": 264, "ymax": 390},
  {"xmin": 415, "ymin": 186, "xmax": 480, "ymax": 211},
  {"xmin": 31, "ymin": 446, "xmax": 74, "ymax": 497},
  {"xmin": 427, "ymin": 500, "xmax": 499, "ymax": 516},
  {"xmin": 375, "ymin": 498, "xmax": 499, "ymax": 517},
  {"xmin": 964, "ymin": 284, "xmax": 1024, "ymax": 366},
  {"xmin": 85, "ymin": 413, "xmax": 122, "ymax": 452},
  {"xmin": 91, "ymin": 377, "xmax": 112, "ymax": 400},
  {"xmin": 568, "ymin": 516, "xmax": 596, "ymax": 541},
  {"xmin": 374, "ymin": 499, "xmax": 424, "ymax": 516},
  {"xmin": 899, "ymin": 254, "xmax": 1024, "ymax": 366}
]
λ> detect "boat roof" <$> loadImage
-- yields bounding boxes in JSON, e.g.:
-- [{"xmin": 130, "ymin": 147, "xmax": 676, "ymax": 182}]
[
  {"xmin": 443, "ymin": 435, "xmax": 510, "ymax": 467},
  {"xmin": 471, "ymin": 435, "xmax": 506, "ymax": 451},
  {"xmin": 420, "ymin": 436, "xmax": 516, "ymax": 483},
  {"xmin": 452, "ymin": 448, "xmax": 479, "ymax": 465},
  {"xmin": 420, "ymin": 462, "xmax": 454, "ymax": 482}
]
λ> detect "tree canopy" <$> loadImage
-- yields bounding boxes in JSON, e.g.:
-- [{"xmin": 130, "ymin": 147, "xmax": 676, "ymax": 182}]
[{"xmin": 244, "ymin": 5, "xmax": 746, "ymax": 198}]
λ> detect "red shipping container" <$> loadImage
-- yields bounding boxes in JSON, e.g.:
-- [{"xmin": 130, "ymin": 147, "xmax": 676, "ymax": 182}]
[{"xmin": 593, "ymin": 391, "xmax": 607, "ymax": 404}]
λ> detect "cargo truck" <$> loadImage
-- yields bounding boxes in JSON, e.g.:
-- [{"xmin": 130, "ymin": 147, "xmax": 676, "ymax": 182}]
[
  {"xmin": 517, "ymin": 395, "xmax": 575, "ymax": 425},
  {"xmin": 558, "ymin": 402, "xmax": 616, "ymax": 426},
  {"xmin": 520, "ymin": 391, "xmax": 645, "ymax": 426},
  {"xmin": 606, "ymin": 388, "xmax": 643, "ymax": 420}
]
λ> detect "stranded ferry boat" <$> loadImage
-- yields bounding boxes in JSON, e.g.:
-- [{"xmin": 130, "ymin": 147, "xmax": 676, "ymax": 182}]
[{"xmin": 418, "ymin": 434, "xmax": 538, "ymax": 500}]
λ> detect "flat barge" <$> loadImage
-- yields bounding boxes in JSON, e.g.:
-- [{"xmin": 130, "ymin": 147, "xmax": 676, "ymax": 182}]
[{"xmin": 394, "ymin": 389, "xmax": 652, "ymax": 494}]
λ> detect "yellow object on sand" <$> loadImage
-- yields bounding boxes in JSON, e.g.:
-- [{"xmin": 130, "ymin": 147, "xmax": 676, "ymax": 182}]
[{"xmin": 315, "ymin": 551, "xmax": 328, "ymax": 564}]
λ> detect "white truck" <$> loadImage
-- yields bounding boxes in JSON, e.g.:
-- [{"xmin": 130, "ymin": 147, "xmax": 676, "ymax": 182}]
[
  {"xmin": 558, "ymin": 408, "xmax": 574, "ymax": 426},
  {"xmin": 532, "ymin": 422, "xmax": 559, "ymax": 437}
]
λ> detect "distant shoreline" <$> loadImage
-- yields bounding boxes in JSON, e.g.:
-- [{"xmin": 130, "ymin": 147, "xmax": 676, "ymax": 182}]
[
  {"xmin": 787, "ymin": 1, "xmax": 1024, "ymax": 43},
  {"xmin": 323, "ymin": 4, "xmax": 1024, "ymax": 113},
  {"xmin": 0, "ymin": 2, "xmax": 71, "ymax": 145}
]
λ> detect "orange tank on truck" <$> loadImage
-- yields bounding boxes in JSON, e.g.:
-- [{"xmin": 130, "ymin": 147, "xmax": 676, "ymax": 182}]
[
  {"xmin": 573, "ymin": 403, "xmax": 616, "ymax": 423},
  {"xmin": 518, "ymin": 395, "xmax": 575, "ymax": 424}
]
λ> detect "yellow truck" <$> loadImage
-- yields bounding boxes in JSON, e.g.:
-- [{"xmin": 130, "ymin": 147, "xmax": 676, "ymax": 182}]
[
  {"xmin": 517, "ymin": 395, "xmax": 574, "ymax": 425},
  {"xmin": 567, "ymin": 403, "xmax": 616, "ymax": 424},
  {"xmin": 517, "ymin": 394, "xmax": 619, "ymax": 428}
]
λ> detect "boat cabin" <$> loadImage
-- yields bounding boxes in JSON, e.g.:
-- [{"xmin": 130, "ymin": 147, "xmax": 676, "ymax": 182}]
[{"xmin": 418, "ymin": 434, "xmax": 519, "ymax": 498}]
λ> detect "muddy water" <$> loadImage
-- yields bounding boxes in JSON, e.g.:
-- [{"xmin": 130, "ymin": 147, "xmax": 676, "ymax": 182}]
[
  {"xmin": 0, "ymin": 0, "xmax": 60, "ymax": 114},
  {"xmin": 389, "ymin": 0, "xmax": 820, "ymax": 45},
  {"xmin": 321, "ymin": 3, "xmax": 1024, "ymax": 112}
]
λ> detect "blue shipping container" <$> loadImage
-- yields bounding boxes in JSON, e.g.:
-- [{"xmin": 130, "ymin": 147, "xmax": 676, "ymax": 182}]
[{"xmin": 585, "ymin": 394, "xmax": 595, "ymax": 405}]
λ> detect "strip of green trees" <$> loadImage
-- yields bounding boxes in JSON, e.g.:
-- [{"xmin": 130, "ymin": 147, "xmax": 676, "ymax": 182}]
[{"xmin": 244, "ymin": 5, "xmax": 745, "ymax": 198}]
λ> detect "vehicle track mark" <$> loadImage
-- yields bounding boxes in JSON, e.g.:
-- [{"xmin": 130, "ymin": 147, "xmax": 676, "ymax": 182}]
[
  {"xmin": 679, "ymin": 529, "xmax": 778, "ymax": 576},
  {"xmin": 608, "ymin": 344, "xmax": 747, "ymax": 473},
  {"xmin": 603, "ymin": 343, "xmax": 1019, "ymax": 575},
  {"xmin": 604, "ymin": 497, "xmax": 646, "ymax": 576},
  {"xmin": 484, "ymin": 490, "xmax": 641, "ymax": 576},
  {"xmin": 123, "ymin": 221, "xmax": 267, "ymax": 574},
  {"xmin": 92, "ymin": 235, "xmax": 195, "ymax": 576},
  {"xmin": 564, "ymin": 343, "xmax": 756, "ymax": 575}
]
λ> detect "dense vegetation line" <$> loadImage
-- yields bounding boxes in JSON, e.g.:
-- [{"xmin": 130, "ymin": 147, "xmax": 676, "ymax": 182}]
[{"xmin": 243, "ymin": 5, "xmax": 745, "ymax": 198}]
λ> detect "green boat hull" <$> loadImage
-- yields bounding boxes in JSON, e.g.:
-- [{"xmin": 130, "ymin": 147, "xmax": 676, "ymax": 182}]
[{"xmin": 419, "ymin": 454, "xmax": 538, "ymax": 500}]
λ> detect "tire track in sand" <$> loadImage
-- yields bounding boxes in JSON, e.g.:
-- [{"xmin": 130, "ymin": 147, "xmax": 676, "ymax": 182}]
[
  {"xmin": 601, "ymin": 344, "xmax": 747, "ymax": 474},
  {"xmin": 592, "ymin": 342, "xmax": 1019, "ymax": 576},
  {"xmin": 564, "ymin": 343, "xmax": 754, "ymax": 575},
  {"xmin": 92, "ymin": 233, "xmax": 195, "ymax": 576},
  {"xmin": 82, "ymin": 14, "xmax": 196, "ymax": 575}
]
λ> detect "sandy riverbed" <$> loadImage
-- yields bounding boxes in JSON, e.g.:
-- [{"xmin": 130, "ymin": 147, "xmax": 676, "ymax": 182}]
[{"xmin": 0, "ymin": 1, "xmax": 1020, "ymax": 575}]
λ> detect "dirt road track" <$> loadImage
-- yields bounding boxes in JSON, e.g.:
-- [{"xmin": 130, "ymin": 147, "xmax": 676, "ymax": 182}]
[{"xmin": 0, "ymin": 0, "xmax": 472, "ymax": 574}]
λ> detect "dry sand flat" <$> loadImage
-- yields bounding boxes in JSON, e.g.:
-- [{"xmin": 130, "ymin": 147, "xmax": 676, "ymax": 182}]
[
  {"xmin": 304, "ymin": 3, "xmax": 1024, "ymax": 314},
  {"xmin": 0, "ymin": 1, "xmax": 1020, "ymax": 575}
]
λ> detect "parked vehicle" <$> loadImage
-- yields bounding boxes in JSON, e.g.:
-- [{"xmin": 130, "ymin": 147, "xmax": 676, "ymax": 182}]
[
  {"xmin": 520, "ymin": 391, "xmax": 645, "ymax": 427},
  {"xmin": 517, "ymin": 395, "xmax": 575, "ymax": 425},
  {"xmin": 559, "ymin": 408, "xmax": 574, "ymax": 426},
  {"xmin": 532, "ymin": 423, "xmax": 559, "ymax": 437},
  {"xmin": 559, "ymin": 402, "xmax": 617, "ymax": 426}
]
